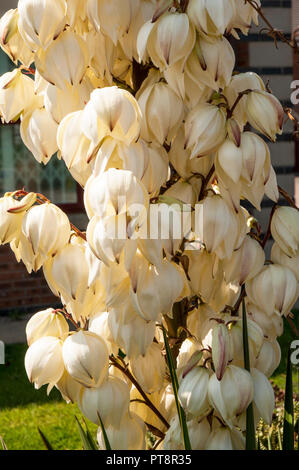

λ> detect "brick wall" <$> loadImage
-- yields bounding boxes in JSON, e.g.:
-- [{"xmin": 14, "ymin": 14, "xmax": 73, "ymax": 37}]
[{"xmin": 0, "ymin": 245, "xmax": 58, "ymax": 313}]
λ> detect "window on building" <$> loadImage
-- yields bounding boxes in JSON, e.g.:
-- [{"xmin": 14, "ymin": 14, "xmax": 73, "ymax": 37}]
[{"xmin": 0, "ymin": 50, "xmax": 83, "ymax": 211}]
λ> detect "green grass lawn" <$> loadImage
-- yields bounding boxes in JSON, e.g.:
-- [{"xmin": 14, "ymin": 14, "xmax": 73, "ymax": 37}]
[
  {"xmin": 0, "ymin": 343, "xmax": 98, "ymax": 450},
  {"xmin": 0, "ymin": 315, "xmax": 298, "ymax": 450}
]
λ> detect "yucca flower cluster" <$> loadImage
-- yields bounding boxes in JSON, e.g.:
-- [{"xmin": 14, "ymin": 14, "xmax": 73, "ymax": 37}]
[{"xmin": 0, "ymin": 0, "xmax": 298, "ymax": 450}]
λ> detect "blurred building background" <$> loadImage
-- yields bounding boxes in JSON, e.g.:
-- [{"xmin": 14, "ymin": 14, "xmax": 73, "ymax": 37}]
[{"xmin": 0, "ymin": 0, "xmax": 298, "ymax": 313}]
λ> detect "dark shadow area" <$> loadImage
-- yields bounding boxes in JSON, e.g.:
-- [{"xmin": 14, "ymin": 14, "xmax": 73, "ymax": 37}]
[{"xmin": 0, "ymin": 343, "xmax": 62, "ymax": 408}]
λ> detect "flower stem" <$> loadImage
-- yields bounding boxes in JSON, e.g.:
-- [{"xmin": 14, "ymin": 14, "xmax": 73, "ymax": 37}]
[{"xmin": 109, "ymin": 355, "xmax": 170, "ymax": 430}]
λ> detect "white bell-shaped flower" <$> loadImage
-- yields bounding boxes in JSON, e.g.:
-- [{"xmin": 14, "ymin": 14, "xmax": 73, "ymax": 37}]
[
  {"xmin": 178, "ymin": 366, "xmax": 211, "ymax": 418},
  {"xmin": 97, "ymin": 412, "xmax": 146, "ymax": 450},
  {"xmin": 22, "ymin": 203, "xmax": 71, "ymax": 264},
  {"xmin": 246, "ymin": 264, "xmax": 298, "ymax": 317},
  {"xmin": 25, "ymin": 336, "xmax": 65, "ymax": 391},
  {"xmin": 251, "ymin": 368, "xmax": 275, "ymax": 425},
  {"xmin": 18, "ymin": 0, "xmax": 67, "ymax": 50},
  {"xmin": 0, "ymin": 194, "xmax": 34, "ymax": 245},
  {"xmin": 84, "ymin": 169, "xmax": 149, "ymax": 234},
  {"xmin": 79, "ymin": 376, "xmax": 130, "ymax": 428},
  {"xmin": 138, "ymin": 12, "xmax": 195, "ymax": 70},
  {"xmin": 185, "ymin": 103, "xmax": 227, "ymax": 158},
  {"xmin": 44, "ymin": 80, "xmax": 92, "ymax": 124},
  {"xmin": 190, "ymin": 36, "xmax": 235, "ymax": 91},
  {"xmin": 20, "ymin": 106, "xmax": 58, "ymax": 165},
  {"xmin": 0, "ymin": 69, "xmax": 35, "ymax": 123},
  {"xmin": 0, "ymin": 9, "xmax": 34, "ymax": 67},
  {"xmin": 35, "ymin": 31, "xmax": 89, "ymax": 91},
  {"xmin": 270, "ymin": 206, "xmax": 299, "ymax": 257},
  {"xmin": 137, "ymin": 73, "xmax": 184, "ymax": 145},
  {"xmin": 208, "ymin": 365, "xmax": 254, "ymax": 427},
  {"xmin": 223, "ymin": 72, "xmax": 265, "ymax": 128},
  {"xmin": 187, "ymin": 0, "xmax": 236, "ymax": 37},
  {"xmin": 205, "ymin": 425, "xmax": 245, "ymax": 450},
  {"xmin": 87, "ymin": 0, "xmax": 140, "ymax": 45},
  {"xmin": 229, "ymin": 318, "xmax": 264, "ymax": 368},
  {"xmin": 108, "ymin": 299, "xmax": 156, "ymax": 359},
  {"xmin": 222, "ymin": 235, "xmax": 265, "ymax": 285},
  {"xmin": 130, "ymin": 342, "xmax": 166, "ymax": 393},
  {"xmin": 82, "ymin": 87, "xmax": 142, "ymax": 147},
  {"xmin": 26, "ymin": 308, "xmax": 69, "ymax": 346},
  {"xmin": 164, "ymin": 415, "xmax": 211, "ymax": 450},
  {"xmin": 57, "ymin": 110, "xmax": 93, "ymax": 187},
  {"xmin": 62, "ymin": 330, "xmax": 109, "ymax": 388},
  {"xmin": 254, "ymin": 339, "xmax": 281, "ymax": 377},
  {"xmin": 246, "ymin": 90, "xmax": 283, "ymax": 142},
  {"xmin": 194, "ymin": 194, "xmax": 235, "ymax": 255},
  {"xmin": 271, "ymin": 242, "xmax": 299, "ymax": 282}
]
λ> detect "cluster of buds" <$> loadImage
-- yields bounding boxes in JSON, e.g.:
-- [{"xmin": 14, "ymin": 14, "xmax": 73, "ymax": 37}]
[{"xmin": 0, "ymin": 0, "xmax": 297, "ymax": 451}]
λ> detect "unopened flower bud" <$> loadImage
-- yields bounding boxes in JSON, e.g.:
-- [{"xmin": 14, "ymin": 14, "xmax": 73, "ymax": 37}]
[{"xmin": 212, "ymin": 323, "xmax": 232, "ymax": 380}]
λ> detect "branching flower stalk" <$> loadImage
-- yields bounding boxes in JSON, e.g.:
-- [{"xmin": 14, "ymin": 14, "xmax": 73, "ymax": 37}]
[
  {"xmin": 245, "ymin": 0, "xmax": 299, "ymax": 53},
  {"xmin": 0, "ymin": 0, "xmax": 298, "ymax": 451}
]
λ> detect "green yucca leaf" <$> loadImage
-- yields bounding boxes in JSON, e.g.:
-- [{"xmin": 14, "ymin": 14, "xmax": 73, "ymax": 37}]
[
  {"xmin": 161, "ymin": 324, "xmax": 192, "ymax": 450},
  {"xmin": 75, "ymin": 416, "xmax": 97, "ymax": 451},
  {"xmin": 283, "ymin": 347, "xmax": 294, "ymax": 450},
  {"xmin": 82, "ymin": 417, "xmax": 98, "ymax": 450},
  {"xmin": 242, "ymin": 299, "xmax": 256, "ymax": 450},
  {"xmin": 97, "ymin": 412, "xmax": 112, "ymax": 450},
  {"xmin": 38, "ymin": 428, "xmax": 54, "ymax": 450}
]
